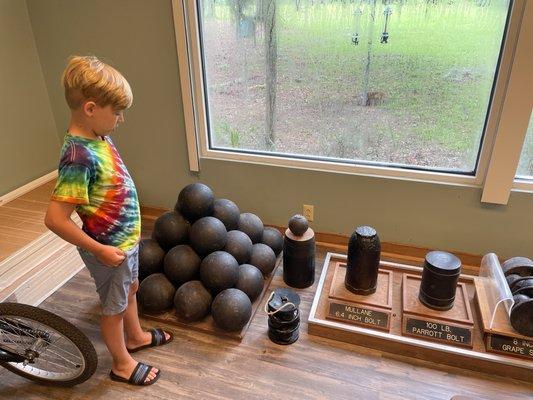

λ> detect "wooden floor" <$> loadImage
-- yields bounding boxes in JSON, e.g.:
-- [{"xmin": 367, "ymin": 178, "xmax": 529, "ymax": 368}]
[
  {"xmin": 0, "ymin": 181, "xmax": 55, "ymax": 262},
  {"xmin": 1, "ymin": 247, "xmax": 532, "ymax": 399}
]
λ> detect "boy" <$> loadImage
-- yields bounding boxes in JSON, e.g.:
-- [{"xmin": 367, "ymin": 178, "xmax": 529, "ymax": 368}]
[{"xmin": 45, "ymin": 55, "xmax": 172, "ymax": 386}]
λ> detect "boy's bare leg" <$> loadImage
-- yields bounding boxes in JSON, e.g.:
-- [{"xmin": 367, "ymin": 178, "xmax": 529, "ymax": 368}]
[
  {"xmin": 100, "ymin": 312, "xmax": 158, "ymax": 382},
  {"xmin": 123, "ymin": 280, "xmax": 170, "ymax": 349}
]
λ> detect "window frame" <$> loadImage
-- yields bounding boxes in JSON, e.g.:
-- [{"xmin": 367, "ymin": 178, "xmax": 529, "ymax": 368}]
[{"xmin": 172, "ymin": 0, "xmax": 532, "ymax": 203}]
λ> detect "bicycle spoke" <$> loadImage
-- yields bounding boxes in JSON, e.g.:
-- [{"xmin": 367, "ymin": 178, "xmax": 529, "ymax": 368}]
[
  {"xmin": 0, "ymin": 313, "xmax": 86, "ymax": 380},
  {"xmin": 39, "ymin": 345, "xmax": 82, "ymax": 367}
]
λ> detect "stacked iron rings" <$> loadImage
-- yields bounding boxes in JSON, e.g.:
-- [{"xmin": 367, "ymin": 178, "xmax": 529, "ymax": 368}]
[
  {"xmin": 266, "ymin": 288, "xmax": 301, "ymax": 345},
  {"xmin": 503, "ymin": 256, "xmax": 533, "ymax": 337}
]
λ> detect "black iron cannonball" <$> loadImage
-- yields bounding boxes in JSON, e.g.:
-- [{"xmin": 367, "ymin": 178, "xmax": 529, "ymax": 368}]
[
  {"xmin": 164, "ymin": 245, "xmax": 201, "ymax": 286},
  {"xmin": 288, "ymin": 214, "xmax": 308, "ymax": 236},
  {"xmin": 176, "ymin": 183, "xmax": 215, "ymax": 222},
  {"xmin": 212, "ymin": 288, "xmax": 252, "ymax": 332},
  {"xmin": 138, "ymin": 238, "xmax": 166, "ymax": 281},
  {"xmin": 261, "ymin": 227, "xmax": 283, "ymax": 256},
  {"xmin": 249, "ymin": 243, "xmax": 277, "ymax": 276},
  {"xmin": 152, "ymin": 210, "xmax": 190, "ymax": 251},
  {"xmin": 213, "ymin": 199, "xmax": 240, "ymax": 231},
  {"xmin": 224, "ymin": 230, "xmax": 253, "ymax": 265},
  {"xmin": 236, "ymin": 264, "xmax": 264, "ymax": 302},
  {"xmin": 138, "ymin": 273, "xmax": 176, "ymax": 314},
  {"xmin": 200, "ymin": 251, "xmax": 239, "ymax": 292},
  {"xmin": 238, "ymin": 213, "xmax": 264, "ymax": 244},
  {"xmin": 174, "ymin": 280, "xmax": 212, "ymax": 322},
  {"xmin": 190, "ymin": 216, "xmax": 227, "ymax": 256}
]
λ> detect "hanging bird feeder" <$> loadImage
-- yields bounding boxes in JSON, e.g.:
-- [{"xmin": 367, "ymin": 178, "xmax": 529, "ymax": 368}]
[
  {"xmin": 351, "ymin": 7, "xmax": 363, "ymax": 45},
  {"xmin": 381, "ymin": 6, "xmax": 392, "ymax": 44}
]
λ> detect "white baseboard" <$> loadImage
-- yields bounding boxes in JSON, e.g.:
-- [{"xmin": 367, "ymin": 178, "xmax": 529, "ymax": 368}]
[{"xmin": 0, "ymin": 170, "xmax": 57, "ymax": 206}]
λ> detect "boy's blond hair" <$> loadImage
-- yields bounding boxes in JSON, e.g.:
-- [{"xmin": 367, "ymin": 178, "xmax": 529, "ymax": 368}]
[{"xmin": 62, "ymin": 55, "xmax": 133, "ymax": 110}]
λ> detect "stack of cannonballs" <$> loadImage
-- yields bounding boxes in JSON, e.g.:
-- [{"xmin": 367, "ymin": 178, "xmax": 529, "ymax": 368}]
[{"xmin": 137, "ymin": 183, "xmax": 284, "ymax": 332}]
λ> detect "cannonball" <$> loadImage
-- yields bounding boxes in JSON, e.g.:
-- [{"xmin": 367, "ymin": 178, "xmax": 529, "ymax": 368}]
[
  {"xmin": 212, "ymin": 288, "xmax": 252, "ymax": 332},
  {"xmin": 190, "ymin": 216, "xmax": 227, "ymax": 256},
  {"xmin": 200, "ymin": 251, "xmax": 239, "ymax": 292},
  {"xmin": 261, "ymin": 227, "xmax": 283, "ymax": 256},
  {"xmin": 164, "ymin": 245, "xmax": 201, "ymax": 286},
  {"xmin": 224, "ymin": 230, "xmax": 253, "ymax": 264},
  {"xmin": 238, "ymin": 213, "xmax": 264, "ymax": 244},
  {"xmin": 174, "ymin": 280, "xmax": 212, "ymax": 322},
  {"xmin": 288, "ymin": 214, "xmax": 308, "ymax": 236},
  {"xmin": 249, "ymin": 243, "xmax": 277, "ymax": 276},
  {"xmin": 138, "ymin": 273, "xmax": 176, "ymax": 313},
  {"xmin": 176, "ymin": 183, "xmax": 215, "ymax": 222},
  {"xmin": 236, "ymin": 264, "xmax": 264, "ymax": 302},
  {"xmin": 138, "ymin": 238, "xmax": 165, "ymax": 281},
  {"xmin": 213, "ymin": 199, "xmax": 240, "ymax": 231},
  {"xmin": 152, "ymin": 210, "xmax": 190, "ymax": 251}
]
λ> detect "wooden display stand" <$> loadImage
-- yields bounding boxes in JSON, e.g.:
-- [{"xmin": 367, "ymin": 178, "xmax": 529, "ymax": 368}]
[
  {"xmin": 141, "ymin": 256, "xmax": 282, "ymax": 341},
  {"xmin": 402, "ymin": 274, "xmax": 474, "ymax": 348},
  {"xmin": 475, "ymin": 277, "xmax": 533, "ymax": 360},
  {"xmin": 327, "ymin": 263, "xmax": 392, "ymax": 331},
  {"xmin": 308, "ymin": 253, "xmax": 533, "ymax": 381}
]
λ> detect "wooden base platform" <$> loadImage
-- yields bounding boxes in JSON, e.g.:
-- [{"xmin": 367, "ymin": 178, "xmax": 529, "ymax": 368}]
[
  {"xmin": 141, "ymin": 255, "xmax": 282, "ymax": 340},
  {"xmin": 475, "ymin": 276, "xmax": 533, "ymax": 360},
  {"xmin": 308, "ymin": 253, "xmax": 533, "ymax": 382}
]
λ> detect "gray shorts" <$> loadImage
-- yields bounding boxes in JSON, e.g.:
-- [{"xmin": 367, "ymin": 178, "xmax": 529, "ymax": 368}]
[{"xmin": 77, "ymin": 244, "xmax": 139, "ymax": 316}]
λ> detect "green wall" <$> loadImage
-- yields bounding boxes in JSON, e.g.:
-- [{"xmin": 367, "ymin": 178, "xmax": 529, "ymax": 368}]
[
  {"xmin": 0, "ymin": 1, "xmax": 59, "ymax": 196},
  {"xmin": 26, "ymin": 0, "xmax": 532, "ymax": 260}
]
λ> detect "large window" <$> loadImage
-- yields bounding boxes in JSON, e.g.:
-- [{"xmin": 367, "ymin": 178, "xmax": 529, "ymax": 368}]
[
  {"xmin": 173, "ymin": 0, "xmax": 533, "ymax": 203},
  {"xmin": 199, "ymin": 0, "xmax": 510, "ymax": 173},
  {"xmin": 516, "ymin": 111, "xmax": 533, "ymax": 179}
]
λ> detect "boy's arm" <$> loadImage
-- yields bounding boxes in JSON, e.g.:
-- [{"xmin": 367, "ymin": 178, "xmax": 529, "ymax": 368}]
[{"xmin": 44, "ymin": 200, "xmax": 125, "ymax": 267}]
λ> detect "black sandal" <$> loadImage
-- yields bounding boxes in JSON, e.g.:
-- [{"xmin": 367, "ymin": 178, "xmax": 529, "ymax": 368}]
[
  {"xmin": 127, "ymin": 328, "xmax": 174, "ymax": 353},
  {"xmin": 109, "ymin": 362, "xmax": 161, "ymax": 386}
]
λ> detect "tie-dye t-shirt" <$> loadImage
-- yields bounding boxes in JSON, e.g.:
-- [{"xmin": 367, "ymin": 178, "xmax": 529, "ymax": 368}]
[{"xmin": 51, "ymin": 133, "xmax": 141, "ymax": 251}]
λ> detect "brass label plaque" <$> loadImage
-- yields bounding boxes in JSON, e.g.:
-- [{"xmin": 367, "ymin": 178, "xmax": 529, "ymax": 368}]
[
  {"xmin": 487, "ymin": 334, "xmax": 533, "ymax": 359},
  {"xmin": 328, "ymin": 302, "xmax": 389, "ymax": 330},
  {"xmin": 404, "ymin": 317, "xmax": 472, "ymax": 347}
]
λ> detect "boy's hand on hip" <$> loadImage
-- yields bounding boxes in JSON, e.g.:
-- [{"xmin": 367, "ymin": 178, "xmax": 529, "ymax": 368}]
[{"xmin": 95, "ymin": 245, "xmax": 126, "ymax": 267}]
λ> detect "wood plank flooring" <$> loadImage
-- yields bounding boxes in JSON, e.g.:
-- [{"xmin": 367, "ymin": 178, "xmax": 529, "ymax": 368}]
[
  {"xmin": 1, "ymin": 246, "xmax": 532, "ymax": 399},
  {"xmin": 0, "ymin": 181, "xmax": 55, "ymax": 262}
]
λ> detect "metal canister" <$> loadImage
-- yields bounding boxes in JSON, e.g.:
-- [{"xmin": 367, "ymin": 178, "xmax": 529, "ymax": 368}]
[
  {"xmin": 419, "ymin": 250, "xmax": 462, "ymax": 311},
  {"xmin": 283, "ymin": 228, "xmax": 315, "ymax": 288},
  {"xmin": 345, "ymin": 226, "xmax": 381, "ymax": 295}
]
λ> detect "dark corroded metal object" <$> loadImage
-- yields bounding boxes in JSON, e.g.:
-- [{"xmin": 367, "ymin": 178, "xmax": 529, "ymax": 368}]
[
  {"xmin": 512, "ymin": 277, "xmax": 533, "ymax": 297},
  {"xmin": 267, "ymin": 288, "xmax": 300, "ymax": 345},
  {"xmin": 418, "ymin": 251, "xmax": 462, "ymax": 311},
  {"xmin": 283, "ymin": 228, "xmax": 315, "ymax": 288},
  {"xmin": 261, "ymin": 227, "xmax": 284, "ymax": 256},
  {"xmin": 344, "ymin": 226, "xmax": 381, "ymax": 295},
  {"xmin": 510, "ymin": 298, "xmax": 533, "ymax": 337},
  {"xmin": 288, "ymin": 214, "xmax": 308, "ymax": 236},
  {"xmin": 211, "ymin": 288, "xmax": 252, "ymax": 332},
  {"xmin": 173, "ymin": 280, "xmax": 212, "ymax": 322},
  {"xmin": 502, "ymin": 256, "xmax": 533, "ymax": 277}
]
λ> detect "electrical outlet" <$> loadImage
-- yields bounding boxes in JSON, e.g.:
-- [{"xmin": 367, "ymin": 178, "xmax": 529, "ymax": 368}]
[{"xmin": 302, "ymin": 204, "xmax": 314, "ymax": 222}]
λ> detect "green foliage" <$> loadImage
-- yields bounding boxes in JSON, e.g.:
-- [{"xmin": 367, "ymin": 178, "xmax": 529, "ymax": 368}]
[
  {"xmin": 205, "ymin": 0, "xmax": 511, "ymax": 165},
  {"xmin": 215, "ymin": 121, "xmax": 241, "ymax": 148}
]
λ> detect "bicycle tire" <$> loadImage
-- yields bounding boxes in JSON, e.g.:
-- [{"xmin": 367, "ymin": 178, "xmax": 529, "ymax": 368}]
[{"xmin": 0, "ymin": 302, "xmax": 97, "ymax": 386}]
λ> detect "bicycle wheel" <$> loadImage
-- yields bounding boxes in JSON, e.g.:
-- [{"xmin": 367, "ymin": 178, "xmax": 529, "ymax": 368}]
[{"xmin": 0, "ymin": 302, "xmax": 97, "ymax": 386}]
